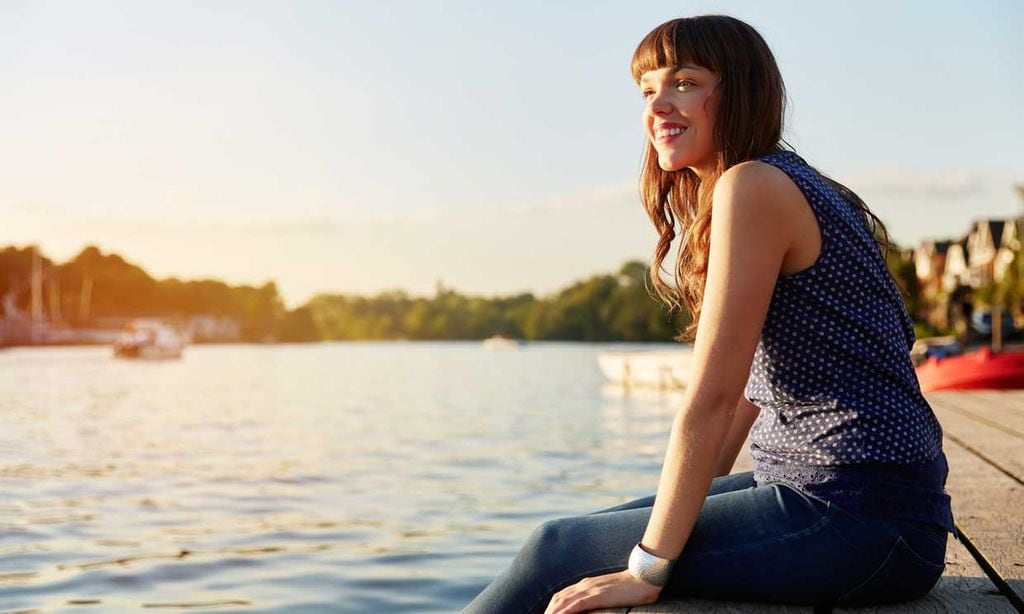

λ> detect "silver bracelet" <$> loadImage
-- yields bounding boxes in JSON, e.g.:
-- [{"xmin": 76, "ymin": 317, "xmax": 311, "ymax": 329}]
[{"xmin": 627, "ymin": 542, "xmax": 676, "ymax": 587}]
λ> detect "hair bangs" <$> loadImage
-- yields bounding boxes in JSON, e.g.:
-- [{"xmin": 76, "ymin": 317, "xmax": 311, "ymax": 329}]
[{"xmin": 630, "ymin": 18, "xmax": 719, "ymax": 84}]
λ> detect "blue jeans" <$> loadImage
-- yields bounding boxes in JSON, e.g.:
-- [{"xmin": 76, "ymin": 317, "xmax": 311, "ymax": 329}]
[{"xmin": 462, "ymin": 471, "xmax": 947, "ymax": 613}]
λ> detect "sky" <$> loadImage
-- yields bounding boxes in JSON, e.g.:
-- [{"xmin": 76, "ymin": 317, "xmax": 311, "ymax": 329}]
[{"xmin": 1, "ymin": 0, "xmax": 1022, "ymax": 308}]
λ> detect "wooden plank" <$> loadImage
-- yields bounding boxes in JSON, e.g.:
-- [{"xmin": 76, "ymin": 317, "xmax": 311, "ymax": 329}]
[
  {"xmin": 592, "ymin": 600, "xmax": 811, "ymax": 613},
  {"xmin": 940, "ymin": 431, "xmax": 1024, "ymax": 607},
  {"xmin": 959, "ymin": 390, "xmax": 1024, "ymax": 419},
  {"xmin": 926, "ymin": 391, "xmax": 1024, "ymax": 440},
  {"xmin": 626, "ymin": 602, "xmax": 811, "ymax": 613},
  {"xmin": 927, "ymin": 393, "xmax": 1024, "ymax": 483}
]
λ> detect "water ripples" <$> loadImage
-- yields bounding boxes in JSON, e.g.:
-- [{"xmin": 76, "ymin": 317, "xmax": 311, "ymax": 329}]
[{"xmin": 0, "ymin": 342, "xmax": 681, "ymax": 611}]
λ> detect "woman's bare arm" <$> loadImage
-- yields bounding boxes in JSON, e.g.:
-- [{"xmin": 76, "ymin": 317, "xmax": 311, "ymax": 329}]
[{"xmin": 638, "ymin": 161, "xmax": 800, "ymax": 562}]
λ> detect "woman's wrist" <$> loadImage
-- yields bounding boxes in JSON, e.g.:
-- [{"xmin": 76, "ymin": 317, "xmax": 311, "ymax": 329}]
[{"xmin": 627, "ymin": 542, "xmax": 677, "ymax": 587}]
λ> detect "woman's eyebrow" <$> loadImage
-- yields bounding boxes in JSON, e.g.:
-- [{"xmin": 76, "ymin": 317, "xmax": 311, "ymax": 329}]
[
  {"xmin": 634, "ymin": 64, "xmax": 708, "ymax": 84},
  {"xmin": 640, "ymin": 64, "xmax": 704, "ymax": 84}
]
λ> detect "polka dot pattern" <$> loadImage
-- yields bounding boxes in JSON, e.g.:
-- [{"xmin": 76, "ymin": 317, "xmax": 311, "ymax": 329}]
[{"xmin": 742, "ymin": 150, "xmax": 954, "ymax": 532}]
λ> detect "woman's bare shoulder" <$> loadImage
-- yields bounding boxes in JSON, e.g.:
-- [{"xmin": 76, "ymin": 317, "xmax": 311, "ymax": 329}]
[
  {"xmin": 713, "ymin": 160, "xmax": 811, "ymax": 228},
  {"xmin": 715, "ymin": 160, "xmax": 802, "ymax": 200}
]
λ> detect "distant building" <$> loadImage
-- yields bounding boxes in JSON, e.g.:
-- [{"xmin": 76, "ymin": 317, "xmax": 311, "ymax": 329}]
[
  {"xmin": 914, "ymin": 239, "xmax": 951, "ymax": 300},
  {"xmin": 919, "ymin": 218, "xmax": 1020, "ymax": 294},
  {"xmin": 941, "ymin": 237, "xmax": 971, "ymax": 292},
  {"xmin": 966, "ymin": 219, "xmax": 1011, "ymax": 285},
  {"xmin": 913, "ymin": 216, "xmax": 1024, "ymax": 331},
  {"xmin": 991, "ymin": 219, "xmax": 1020, "ymax": 284}
]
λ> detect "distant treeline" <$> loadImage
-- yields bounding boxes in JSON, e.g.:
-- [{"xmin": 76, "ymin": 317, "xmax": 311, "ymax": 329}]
[
  {"xmin": 304, "ymin": 260, "xmax": 688, "ymax": 341},
  {"xmin": 2, "ymin": 243, "xmax": 931, "ymax": 343},
  {"xmin": 1, "ymin": 245, "xmax": 287, "ymax": 341},
  {"xmin": 0, "ymin": 245, "xmax": 688, "ymax": 342}
]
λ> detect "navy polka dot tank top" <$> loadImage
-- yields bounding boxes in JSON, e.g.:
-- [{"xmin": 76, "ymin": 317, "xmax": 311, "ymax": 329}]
[{"xmin": 744, "ymin": 149, "xmax": 954, "ymax": 533}]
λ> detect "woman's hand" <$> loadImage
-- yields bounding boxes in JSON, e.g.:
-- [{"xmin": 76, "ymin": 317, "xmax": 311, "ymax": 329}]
[{"xmin": 543, "ymin": 569, "xmax": 662, "ymax": 614}]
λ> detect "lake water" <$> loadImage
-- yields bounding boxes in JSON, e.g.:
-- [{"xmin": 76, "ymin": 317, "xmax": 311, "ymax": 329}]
[{"xmin": 0, "ymin": 342, "xmax": 685, "ymax": 612}]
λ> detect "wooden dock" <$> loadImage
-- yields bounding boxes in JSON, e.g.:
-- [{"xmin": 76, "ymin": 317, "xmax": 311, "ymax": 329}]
[{"xmin": 594, "ymin": 390, "xmax": 1024, "ymax": 613}]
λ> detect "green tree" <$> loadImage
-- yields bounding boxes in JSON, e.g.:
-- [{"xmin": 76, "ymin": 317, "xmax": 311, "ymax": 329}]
[{"xmin": 886, "ymin": 249, "xmax": 923, "ymax": 320}]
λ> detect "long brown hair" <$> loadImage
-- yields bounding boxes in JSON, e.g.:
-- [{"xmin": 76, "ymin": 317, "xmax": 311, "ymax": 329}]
[{"xmin": 631, "ymin": 15, "xmax": 892, "ymax": 342}]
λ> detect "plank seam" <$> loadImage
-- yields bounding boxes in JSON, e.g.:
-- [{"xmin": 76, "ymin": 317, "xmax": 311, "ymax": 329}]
[
  {"xmin": 975, "ymin": 392, "xmax": 1024, "ymax": 418},
  {"xmin": 952, "ymin": 521, "xmax": 1024, "ymax": 613},
  {"xmin": 943, "ymin": 403, "xmax": 1024, "ymax": 440},
  {"xmin": 944, "ymin": 431, "xmax": 1024, "ymax": 488}
]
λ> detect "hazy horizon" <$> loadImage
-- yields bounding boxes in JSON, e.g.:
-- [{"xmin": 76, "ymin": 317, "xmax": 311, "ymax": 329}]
[{"xmin": 3, "ymin": 0, "xmax": 1022, "ymax": 308}]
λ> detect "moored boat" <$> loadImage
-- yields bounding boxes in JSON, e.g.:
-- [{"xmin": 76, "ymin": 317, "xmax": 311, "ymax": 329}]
[
  {"xmin": 597, "ymin": 348, "xmax": 693, "ymax": 389},
  {"xmin": 113, "ymin": 319, "xmax": 186, "ymax": 360},
  {"xmin": 482, "ymin": 334, "xmax": 523, "ymax": 349},
  {"xmin": 915, "ymin": 345, "xmax": 1024, "ymax": 392}
]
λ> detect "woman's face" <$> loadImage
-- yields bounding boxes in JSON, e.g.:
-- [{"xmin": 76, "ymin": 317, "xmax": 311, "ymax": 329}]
[{"xmin": 639, "ymin": 64, "xmax": 720, "ymax": 176}]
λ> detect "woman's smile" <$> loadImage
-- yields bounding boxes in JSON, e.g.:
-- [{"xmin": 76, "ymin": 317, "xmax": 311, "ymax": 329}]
[{"xmin": 654, "ymin": 122, "xmax": 688, "ymax": 141}]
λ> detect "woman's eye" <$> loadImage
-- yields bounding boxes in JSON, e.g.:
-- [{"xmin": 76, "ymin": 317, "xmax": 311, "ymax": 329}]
[
  {"xmin": 641, "ymin": 89, "xmax": 654, "ymax": 99},
  {"xmin": 676, "ymin": 79, "xmax": 695, "ymax": 89}
]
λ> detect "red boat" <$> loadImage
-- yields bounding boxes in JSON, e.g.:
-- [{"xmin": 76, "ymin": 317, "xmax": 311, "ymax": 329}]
[{"xmin": 915, "ymin": 345, "xmax": 1024, "ymax": 392}]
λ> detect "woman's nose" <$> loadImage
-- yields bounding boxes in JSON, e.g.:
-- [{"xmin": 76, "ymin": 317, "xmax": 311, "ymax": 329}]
[{"xmin": 646, "ymin": 91, "xmax": 672, "ymax": 115}]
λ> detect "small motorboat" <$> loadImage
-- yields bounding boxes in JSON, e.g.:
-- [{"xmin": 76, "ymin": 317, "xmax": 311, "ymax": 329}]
[
  {"xmin": 113, "ymin": 319, "xmax": 186, "ymax": 360},
  {"xmin": 482, "ymin": 334, "xmax": 523, "ymax": 350},
  {"xmin": 915, "ymin": 344, "xmax": 1024, "ymax": 392}
]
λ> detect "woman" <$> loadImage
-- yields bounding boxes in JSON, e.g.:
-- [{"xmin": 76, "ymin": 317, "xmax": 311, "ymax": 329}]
[{"xmin": 463, "ymin": 14, "xmax": 953, "ymax": 613}]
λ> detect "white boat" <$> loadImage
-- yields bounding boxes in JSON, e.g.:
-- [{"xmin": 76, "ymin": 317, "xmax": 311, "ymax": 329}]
[
  {"xmin": 113, "ymin": 319, "xmax": 186, "ymax": 360},
  {"xmin": 597, "ymin": 348, "xmax": 693, "ymax": 389},
  {"xmin": 482, "ymin": 334, "xmax": 523, "ymax": 350}
]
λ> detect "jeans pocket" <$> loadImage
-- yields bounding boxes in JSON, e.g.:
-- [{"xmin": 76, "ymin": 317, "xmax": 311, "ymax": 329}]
[
  {"xmin": 906, "ymin": 521, "xmax": 949, "ymax": 550},
  {"xmin": 835, "ymin": 536, "xmax": 946, "ymax": 606}
]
